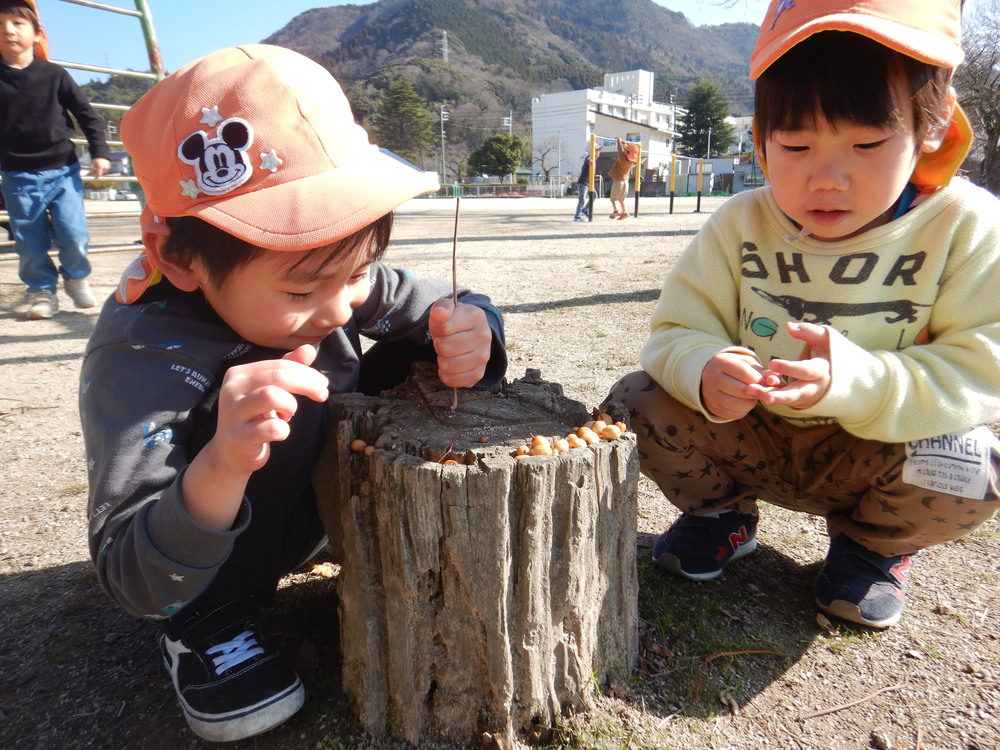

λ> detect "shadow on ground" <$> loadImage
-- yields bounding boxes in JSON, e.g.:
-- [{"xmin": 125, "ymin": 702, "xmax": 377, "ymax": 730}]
[
  {"xmin": 0, "ymin": 559, "xmax": 361, "ymax": 750},
  {"xmin": 632, "ymin": 531, "xmax": 820, "ymax": 720}
]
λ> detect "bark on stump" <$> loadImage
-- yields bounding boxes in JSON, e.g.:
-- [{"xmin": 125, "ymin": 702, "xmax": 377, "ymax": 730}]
[{"xmin": 314, "ymin": 364, "xmax": 638, "ymax": 747}]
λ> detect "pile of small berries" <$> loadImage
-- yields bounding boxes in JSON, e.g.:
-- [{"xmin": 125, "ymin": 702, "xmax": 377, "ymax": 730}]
[{"xmin": 513, "ymin": 414, "xmax": 628, "ymax": 459}]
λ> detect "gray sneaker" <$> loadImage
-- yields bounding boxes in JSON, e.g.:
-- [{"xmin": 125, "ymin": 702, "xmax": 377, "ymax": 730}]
[
  {"xmin": 64, "ymin": 277, "xmax": 97, "ymax": 308},
  {"xmin": 27, "ymin": 290, "xmax": 59, "ymax": 319}
]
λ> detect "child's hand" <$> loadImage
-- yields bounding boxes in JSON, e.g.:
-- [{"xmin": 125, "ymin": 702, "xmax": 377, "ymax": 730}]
[
  {"xmin": 701, "ymin": 351, "xmax": 779, "ymax": 419},
  {"xmin": 209, "ymin": 344, "xmax": 330, "ymax": 476},
  {"xmin": 182, "ymin": 345, "xmax": 328, "ymax": 531},
  {"xmin": 428, "ymin": 300, "xmax": 493, "ymax": 388},
  {"xmin": 89, "ymin": 157, "xmax": 111, "ymax": 178},
  {"xmin": 759, "ymin": 321, "xmax": 832, "ymax": 410}
]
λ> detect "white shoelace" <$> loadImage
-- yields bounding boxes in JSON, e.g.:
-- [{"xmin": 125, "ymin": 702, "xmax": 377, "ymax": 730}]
[{"xmin": 206, "ymin": 629, "xmax": 265, "ymax": 675}]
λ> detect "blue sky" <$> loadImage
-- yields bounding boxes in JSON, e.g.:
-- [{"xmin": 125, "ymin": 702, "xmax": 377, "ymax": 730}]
[{"xmin": 37, "ymin": 1, "xmax": 773, "ymax": 83}]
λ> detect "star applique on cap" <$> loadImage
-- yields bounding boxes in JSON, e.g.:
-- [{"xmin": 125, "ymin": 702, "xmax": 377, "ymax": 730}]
[
  {"xmin": 260, "ymin": 149, "xmax": 283, "ymax": 172},
  {"xmin": 179, "ymin": 179, "xmax": 200, "ymax": 199},
  {"xmin": 200, "ymin": 106, "xmax": 223, "ymax": 128}
]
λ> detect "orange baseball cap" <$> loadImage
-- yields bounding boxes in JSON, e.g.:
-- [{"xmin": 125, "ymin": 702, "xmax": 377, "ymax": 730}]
[
  {"xmin": 120, "ymin": 44, "xmax": 439, "ymax": 252},
  {"xmin": 750, "ymin": 0, "xmax": 970, "ymax": 189},
  {"xmin": 749, "ymin": 0, "xmax": 964, "ymax": 80}
]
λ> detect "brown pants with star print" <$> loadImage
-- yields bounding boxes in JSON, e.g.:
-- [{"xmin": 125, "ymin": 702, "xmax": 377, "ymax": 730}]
[{"xmin": 603, "ymin": 371, "xmax": 1000, "ymax": 557}]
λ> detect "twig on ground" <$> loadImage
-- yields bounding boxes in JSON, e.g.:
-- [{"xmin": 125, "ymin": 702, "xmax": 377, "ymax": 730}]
[
  {"xmin": 799, "ymin": 683, "xmax": 904, "ymax": 720},
  {"xmin": 702, "ymin": 649, "xmax": 784, "ymax": 666}
]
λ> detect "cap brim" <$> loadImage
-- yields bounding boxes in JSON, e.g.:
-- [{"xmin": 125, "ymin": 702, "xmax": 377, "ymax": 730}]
[
  {"xmin": 187, "ymin": 148, "xmax": 438, "ymax": 251},
  {"xmin": 749, "ymin": 14, "xmax": 965, "ymax": 79}
]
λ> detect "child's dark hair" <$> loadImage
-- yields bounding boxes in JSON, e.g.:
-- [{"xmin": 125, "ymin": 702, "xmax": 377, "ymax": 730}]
[
  {"xmin": 0, "ymin": 2, "xmax": 40, "ymax": 32},
  {"xmin": 162, "ymin": 213, "xmax": 394, "ymax": 287},
  {"xmin": 754, "ymin": 31, "xmax": 951, "ymax": 151}
]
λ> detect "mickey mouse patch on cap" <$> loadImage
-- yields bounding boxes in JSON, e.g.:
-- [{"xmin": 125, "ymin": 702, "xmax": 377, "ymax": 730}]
[{"xmin": 177, "ymin": 108, "xmax": 259, "ymax": 199}]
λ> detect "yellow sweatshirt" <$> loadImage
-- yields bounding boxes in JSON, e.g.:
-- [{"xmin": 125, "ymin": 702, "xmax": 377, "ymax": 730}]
[{"xmin": 640, "ymin": 178, "xmax": 1000, "ymax": 443}]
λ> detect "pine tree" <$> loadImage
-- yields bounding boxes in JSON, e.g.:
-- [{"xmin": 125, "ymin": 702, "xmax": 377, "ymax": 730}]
[
  {"xmin": 677, "ymin": 80, "xmax": 736, "ymax": 158},
  {"xmin": 370, "ymin": 76, "xmax": 437, "ymax": 164}
]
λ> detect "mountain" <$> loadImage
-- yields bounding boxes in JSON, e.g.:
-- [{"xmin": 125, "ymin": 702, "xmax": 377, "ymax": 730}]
[{"xmin": 264, "ymin": 0, "xmax": 759, "ymax": 128}]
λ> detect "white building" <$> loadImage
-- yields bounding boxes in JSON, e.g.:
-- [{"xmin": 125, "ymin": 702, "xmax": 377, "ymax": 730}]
[{"xmin": 531, "ymin": 70, "xmax": 685, "ymax": 180}]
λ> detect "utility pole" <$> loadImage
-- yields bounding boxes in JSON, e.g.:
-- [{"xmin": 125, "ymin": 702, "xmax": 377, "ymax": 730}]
[
  {"xmin": 557, "ymin": 126, "xmax": 561, "ymax": 178},
  {"xmin": 439, "ymin": 105, "xmax": 449, "ymax": 182},
  {"xmin": 706, "ymin": 127, "xmax": 712, "ymax": 159},
  {"xmin": 500, "ymin": 110, "xmax": 512, "ymax": 135}
]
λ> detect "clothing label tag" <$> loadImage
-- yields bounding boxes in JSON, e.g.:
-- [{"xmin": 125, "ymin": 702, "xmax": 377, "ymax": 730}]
[{"xmin": 902, "ymin": 426, "xmax": 999, "ymax": 499}]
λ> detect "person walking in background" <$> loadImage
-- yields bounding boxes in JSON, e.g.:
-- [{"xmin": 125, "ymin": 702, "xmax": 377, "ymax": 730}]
[
  {"xmin": 573, "ymin": 150, "xmax": 593, "ymax": 221},
  {"xmin": 0, "ymin": 0, "xmax": 109, "ymax": 319},
  {"xmin": 608, "ymin": 136, "xmax": 635, "ymax": 219}
]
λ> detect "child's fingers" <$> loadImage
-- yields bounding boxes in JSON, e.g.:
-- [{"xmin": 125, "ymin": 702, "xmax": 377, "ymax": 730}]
[
  {"xmin": 429, "ymin": 300, "xmax": 488, "ymax": 337},
  {"xmin": 704, "ymin": 389, "xmax": 757, "ymax": 420},
  {"xmin": 223, "ymin": 357, "xmax": 330, "ymax": 406},
  {"xmin": 428, "ymin": 299, "xmax": 455, "ymax": 329},
  {"xmin": 282, "ymin": 343, "xmax": 318, "ymax": 367},
  {"xmin": 767, "ymin": 357, "xmax": 826, "ymax": 383},
  {"xmin": 436, "ymin": 349, "xmax": 488, "ymax": 387},
  {"xmin": 785, "ymin": 321, "xmax": 831, "ymax": 349}
]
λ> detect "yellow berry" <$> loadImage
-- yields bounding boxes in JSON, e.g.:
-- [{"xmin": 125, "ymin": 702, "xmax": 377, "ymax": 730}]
[{"xmin": 600, "ymin": 425, "xmax": 622, "ymax": 440}]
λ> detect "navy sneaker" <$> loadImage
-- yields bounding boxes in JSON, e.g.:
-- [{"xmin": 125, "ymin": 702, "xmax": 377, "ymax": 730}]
[
  {"xmin": 161, "ymin": 600, "xmax": 304, "ymax": 742},
  {"xmin": 815, "ymin": 535, "xmax": 912, "ymax": 628},
  {"xmin": 652, "ymin": 511, "xmax": 758, "ymax": 580}
]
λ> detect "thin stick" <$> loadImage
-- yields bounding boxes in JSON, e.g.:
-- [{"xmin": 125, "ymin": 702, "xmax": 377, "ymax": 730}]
[
  {"xmin": 799, "ymin": 683, "xmax": 904, "ymax": 721},
  {"xmin": 702, "ymin": 649, "xmax": 784, "ymax": 665},
  {"xmin": 449, "ymin": 196, "xmax": 460, "ymax": 410}
]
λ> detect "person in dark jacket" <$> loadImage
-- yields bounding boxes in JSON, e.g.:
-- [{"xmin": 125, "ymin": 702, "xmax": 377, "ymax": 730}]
[
  {"xmin": 0, "ymin": 0, "xmax": 109, "ymax": 318},
  {"xmin": 80, "ymin": 45, "xmax": 506, "ymax": 743}
]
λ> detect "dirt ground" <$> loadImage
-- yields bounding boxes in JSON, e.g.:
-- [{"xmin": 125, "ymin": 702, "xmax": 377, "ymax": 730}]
[{"xmin": 0, "ymin": 195, "xmax": 997, "ymax": 749}]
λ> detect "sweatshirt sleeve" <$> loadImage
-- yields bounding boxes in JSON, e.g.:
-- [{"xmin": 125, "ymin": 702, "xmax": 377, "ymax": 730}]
[
  {"xmin": 794, "ymin": 197, "xmax": 1000, "ymax": 442},
  {"xmin": 59, "ymin": 69, "xmax": 109, "ymax": 161},
  {"xmin": 353, "ymin": 262, "xmax": 507, "ymax": 387},
  {"xmin": 80, "ymin": 307, "xmax": 249, "ymax": 619},
  {"xmin": 639, "ymin": 200, "xmax": 757, "ymax": 418}
]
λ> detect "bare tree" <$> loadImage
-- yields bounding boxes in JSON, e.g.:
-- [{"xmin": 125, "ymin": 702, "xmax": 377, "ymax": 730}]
[
  {"xmin": 533, "ymin": 142, "xmax": 560, "ymax": 179},
  {"xmin": 954, "ymin": 0, "xmax": 1000, "ymax": 194}
]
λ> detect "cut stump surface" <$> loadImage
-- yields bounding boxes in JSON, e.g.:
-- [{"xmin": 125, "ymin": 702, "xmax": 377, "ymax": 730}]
[{"xmin": 314, "ymin": 365, "xmax": 639, "ymax": 746}]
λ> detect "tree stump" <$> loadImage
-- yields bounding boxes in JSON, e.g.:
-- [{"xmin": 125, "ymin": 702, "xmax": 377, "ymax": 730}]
[{"xmin": 313, "ymin": 364, "xmax": 638, "ymax": 747}]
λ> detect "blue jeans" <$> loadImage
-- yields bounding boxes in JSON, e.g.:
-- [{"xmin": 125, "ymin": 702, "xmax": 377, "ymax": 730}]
[
  {"xmin": 1, "ymin": 164, "xmax": 91, "ymax": 293},
  {"xmin": 574, "ymin": 183, "xmax": 590, "ymax": 218}
]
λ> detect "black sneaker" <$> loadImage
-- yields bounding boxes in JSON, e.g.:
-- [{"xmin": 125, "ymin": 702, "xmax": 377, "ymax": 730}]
[
  {"xmin": 815, "ymin": 535, "xmax": 912, "ymax": 629},
  {"xmin": 651, "ymin": 511, "xmax": 758, "ymax": 580},
  {"xmin": 160, "ymin": 600, "xmax": 304, "ymax": 742}
]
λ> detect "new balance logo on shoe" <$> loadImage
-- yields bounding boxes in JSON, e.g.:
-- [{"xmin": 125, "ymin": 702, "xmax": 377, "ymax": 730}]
[
  {"xmin": 715, "ymin": 524, "xmax": 753, "ymax": 561},
  {"xmin": 653, "ymin": 512, "xmax": 759, "ymax": 580}
]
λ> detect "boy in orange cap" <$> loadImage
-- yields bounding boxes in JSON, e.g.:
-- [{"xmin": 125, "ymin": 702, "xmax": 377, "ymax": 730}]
[
  {"xmin": 79, "ymin": 45, "xmax": 505, "ymax": 742},
  {"xmin": 604, "ymin": 0, "xmax": 999, "ymax": 629}
]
